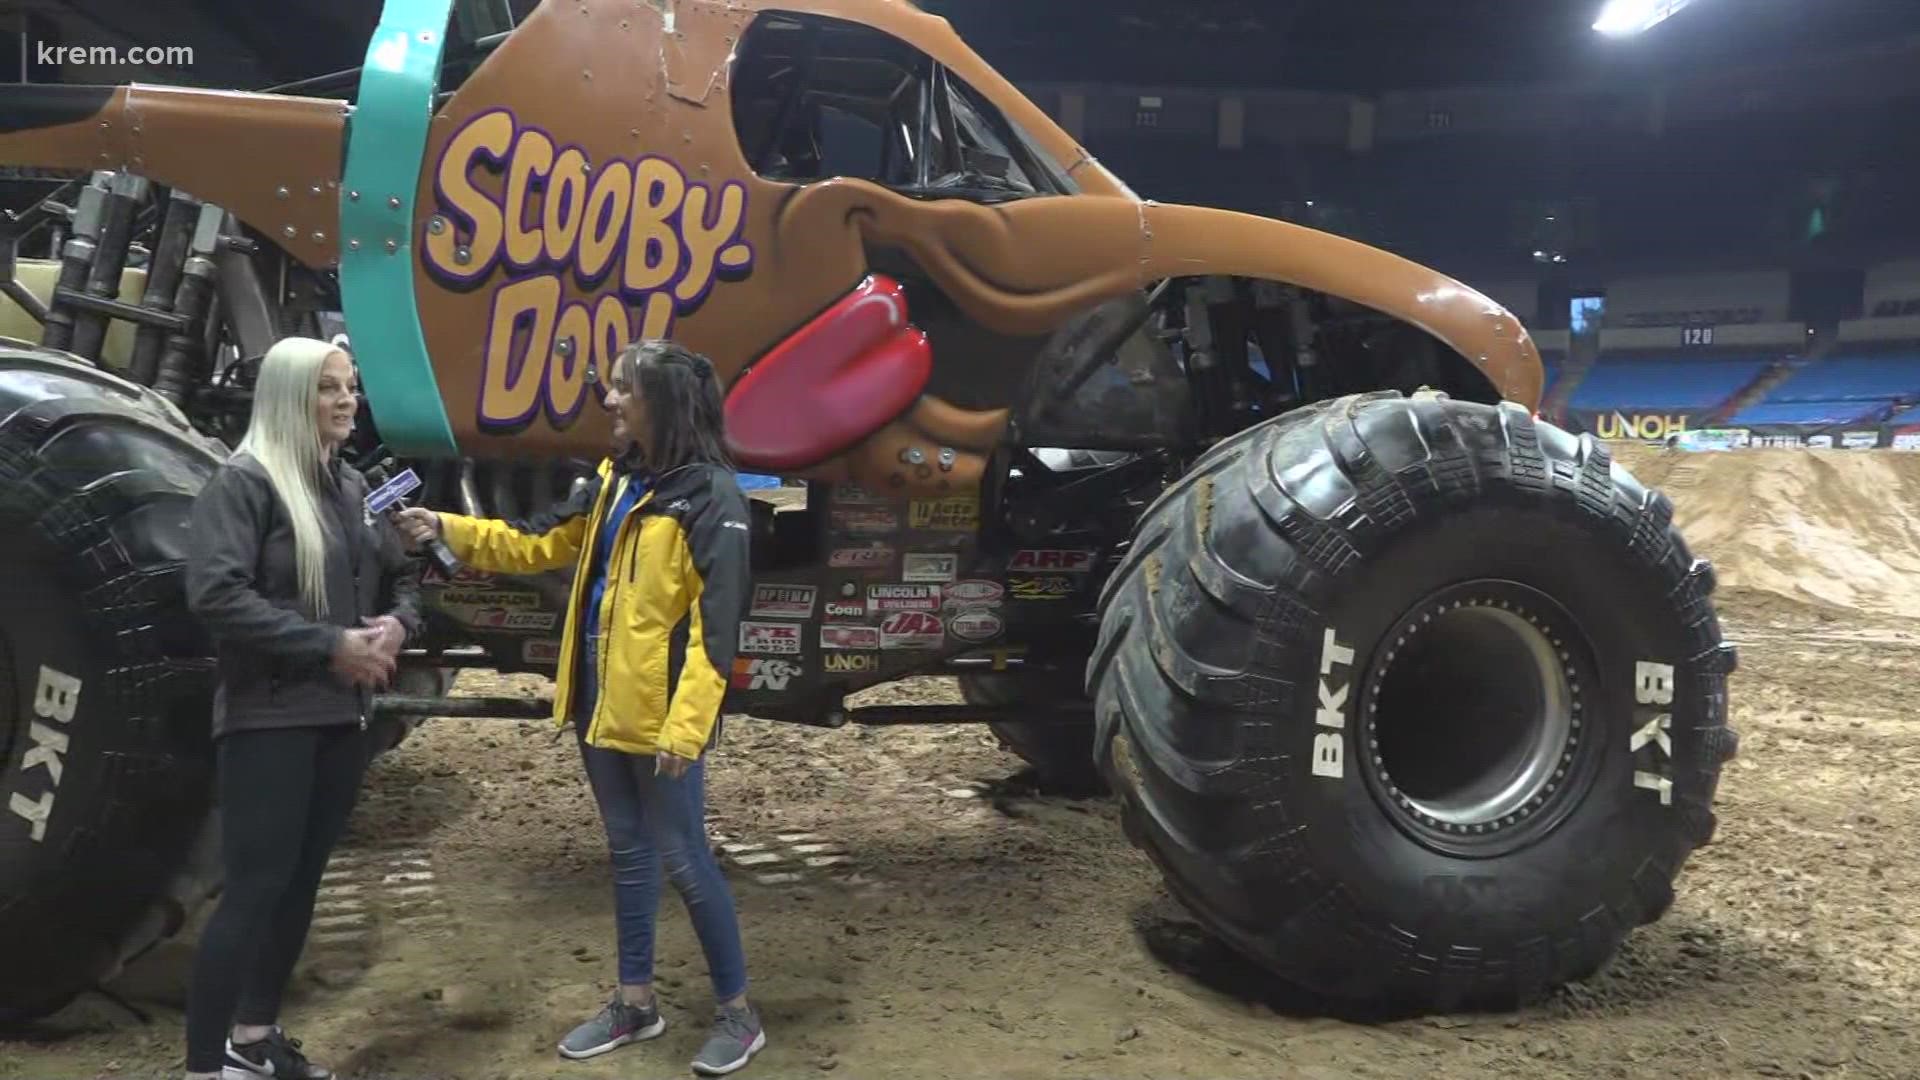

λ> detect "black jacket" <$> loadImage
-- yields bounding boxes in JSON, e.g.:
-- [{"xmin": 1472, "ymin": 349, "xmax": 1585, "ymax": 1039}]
[{"xmin": 185, "ymin": 451, "xmax": 424, "ymax": 738}]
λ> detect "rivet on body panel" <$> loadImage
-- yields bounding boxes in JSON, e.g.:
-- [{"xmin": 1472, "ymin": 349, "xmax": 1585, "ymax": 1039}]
[
  {"xmin": 385, "ymin": 239, "xmax": 399, "ymax": 253},
  {"xmin": 388, "ymin": 196, "xmax": 402, "ymax": 209},
  {"xmin": 311, "ymin": 185, "xmax": 324, "ymax": 197},
  {"xmin": 418, "ymin": 30, "xmax": 436, "ymax": 44},
  {"xmin": 937, "ymin": 448, "xmax": 956, "ymax": 471},
  {"xmin": 276, "ymin": 187, "xmax": 290, "ymax": 199},
  {"xmin": 904, "ymin": 448, "xmax": 926, "ymax": 465},
  {"xmin": 349, "ymin": 239, "xmax": 362, "ymax": 250},
  {"xmin": 312, "ymin": 232, "xmax": 326, "ymax": 244},
  {"xmin": 455, "ymin": 245, "xmax": 472, "ymax": 264},
  {"xmin": 349, "ymin": 190, "xmax": 361, "ymax": 201},
  {"xmin": 556, "ymin": 339, "xmax": 575, "ymax": 356},
  {"xmin": 428, "ymin": 215, "xmax": 447, "ymax": 235},
  {"xmin": 282, "ymin": 226, "xmax": 297, "ymax": 238},
  {"xmin": 583, "ymin": 69, "xmax": 593, "ymax": 81}
]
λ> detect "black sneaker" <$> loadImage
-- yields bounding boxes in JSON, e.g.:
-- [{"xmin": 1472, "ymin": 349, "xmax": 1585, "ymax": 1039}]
[{"xmin": 223, "ymin": 1027, "xmax": 332, "ymax": 1080}]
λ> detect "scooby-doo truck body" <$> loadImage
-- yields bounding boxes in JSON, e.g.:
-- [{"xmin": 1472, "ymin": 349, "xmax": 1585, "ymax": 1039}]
[{"xmin": 0, "ymin": 0, "xmax": 1732, "ymax": 1024}]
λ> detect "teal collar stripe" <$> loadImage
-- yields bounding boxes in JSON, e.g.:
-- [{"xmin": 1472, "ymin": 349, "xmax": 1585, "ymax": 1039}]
[{"xmin": 338, "ymin": 0, "xmax": 460, "ymax": 458}]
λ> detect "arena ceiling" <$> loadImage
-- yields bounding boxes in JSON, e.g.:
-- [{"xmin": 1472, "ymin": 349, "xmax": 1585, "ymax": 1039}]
[{"xmin": 16, "ymin": 0, "xmax": 1920, "ymax": 93}]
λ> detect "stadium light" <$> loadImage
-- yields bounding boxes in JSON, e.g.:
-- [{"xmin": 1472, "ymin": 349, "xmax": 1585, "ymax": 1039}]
[{"xmin": 1593, "ymin": 0, "xmax": 1698, "ymax": 36}]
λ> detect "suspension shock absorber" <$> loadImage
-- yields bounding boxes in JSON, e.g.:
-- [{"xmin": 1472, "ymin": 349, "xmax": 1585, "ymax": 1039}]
[
  {"xmin": 127, "ymin": 189, "xmax": 202, "ymax": 387},
  {"xmin": 66, "ymin": 172, "xmax": 149, "ymax": 363},
  {"xmin": 39, "ymin": 173, "xmax": 109, "ymax": 354},
  {"xmin": 151, "ymin": 204, "xmax": 228, "ymax": 406}
]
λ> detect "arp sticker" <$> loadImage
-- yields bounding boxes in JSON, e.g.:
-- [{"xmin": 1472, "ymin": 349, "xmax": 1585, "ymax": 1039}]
[
  {"xmin": 829, "ymin": 545, "xmax": 894, "ymax": 571},
  {"xmin": 879, "ymin": 611, "xmax": 944, "ymax": 650},
  {"xmin": 821, "ymin": 624, "xmax": 882, "ymax": 650},
  {"xmin": 749, "ymin": 584, "xmax": 817, "ymax": 619},
  {"xmin": 823, "ymin": 651, "xmax": 882, "ymax": 674},
  {"xmin": 739, "ymin": 621, "xmax": 803, "ymax": 656},
  {"xmin": 424, "ymin": 108, "xmax": 756, "ymax": 434},
  {"xmin": 1008, "ymin": 575, "xmax": 1075, "ymax": 601},
  {"xmin": 868, "ymin": 583, "xmax": 940, "ymax": 613},
  {"xmin": 730, "ymin": 657, "xmax": 801, "ymax": 692},
  {"xmin": 948, "ymin": 608, "xmax": 1004, "ymax": 644},
  {"xmin": 1008, "ymin": 549, "xmax": 1096, "ymax": 574},
  {"xmin": 908, "ymin": 497, "xmax": 978, "ymax": 531},
  {"xmin": 943, "ymin": 580, "xmax": 1004, "ymax": 609},
  {"xmin": 831, "ymin": 507, "xmax": 900, "ymax": 535},
  {"xmin": 822, "ymin": 599, "xmax": 867, "ymax": 622},
  {"xmin": 902, "ymin": 553, "xmax": 958, "ymax": 583}
]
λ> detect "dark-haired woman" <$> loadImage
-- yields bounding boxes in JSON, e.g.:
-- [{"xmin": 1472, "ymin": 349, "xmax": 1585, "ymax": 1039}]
[{"xmin": 395, "ymin": 339, "xmax": 763, "ymax": 1076}]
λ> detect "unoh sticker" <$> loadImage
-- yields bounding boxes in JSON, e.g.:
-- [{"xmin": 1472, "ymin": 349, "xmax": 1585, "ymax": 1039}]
[{"xmin": 422, "ymin": 108, "xmax": 756, "ymax": 434}]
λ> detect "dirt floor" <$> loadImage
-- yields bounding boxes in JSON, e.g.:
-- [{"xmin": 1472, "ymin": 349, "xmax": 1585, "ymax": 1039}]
[{"xmin": 6, "ymin": 444, "xmax": 1920, "ymax": 1079}]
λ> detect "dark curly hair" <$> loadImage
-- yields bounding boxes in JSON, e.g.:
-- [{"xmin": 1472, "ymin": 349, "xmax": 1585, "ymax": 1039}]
[{"xmin": 611, "ymin": 339, "xmax": 735, "ymax": 472}]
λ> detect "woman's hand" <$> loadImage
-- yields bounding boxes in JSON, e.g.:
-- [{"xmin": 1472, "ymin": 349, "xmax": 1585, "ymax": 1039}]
[
  {"xmin": 361, "ymin": 615, "xmax": 406, "ymax": 661},
  {"xmin": 392, "ymin": 507, "xmax": 443, "ymax": 551},
  {"xmin": 330, "ymin": 626, "xmax": 396, "ymax": 690},
  {"xmin": 656, "ymin": 751, "xmax": 695, "ymax": 779}
]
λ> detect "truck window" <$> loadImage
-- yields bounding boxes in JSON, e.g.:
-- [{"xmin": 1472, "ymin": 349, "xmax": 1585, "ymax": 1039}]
[{"xmin": 730, "ymin": 12, "xmax": 1066, "ymax": 201}]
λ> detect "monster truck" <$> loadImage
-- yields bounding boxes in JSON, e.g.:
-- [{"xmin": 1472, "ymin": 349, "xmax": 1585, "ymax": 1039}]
[{"xmin": 0, "ymin": 0, "xmax": 1738, "ymax": 1020}]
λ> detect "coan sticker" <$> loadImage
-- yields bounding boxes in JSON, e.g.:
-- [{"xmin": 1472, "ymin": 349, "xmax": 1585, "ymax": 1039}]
[
  {"xmin": 868, "ymin": 583, "xmax": 940, "ymax": 613},
  {"xmin": 749, "ymin": 584, "xmax": 817, "ymax": 619},
  {"xmin": 902, "ymin": 553, "xmax": 958, "ymax": 583},
  {"xmin": 730, "ymin": 657, "xmax": 801, "ymax": 691},
  {"xmin": 829, "ymin": 545, "xmax": 895, "ymax": 571},
  {"xmin": 823, "ymin": 599, "xmax": 867, "ymax": 622},
  {"xmin": 948, "ymin": 608, "xmax": 1004, "ymax": 644},
  {"xmin": 879, "ymin": 611, "xmax": 944, "ymax": 650},
  {"xmin": 823, "ymin": 651, "xmax": 881, "ymax": 674},
  {"xmin": 1008, "ymin": 575, "xmax": 1075, "ymax": 601},
  {"xmin": 424, "ymin": 108, "xmax": 756, "ymax": 434},
  {"xmin": 832, "ymin": 507, "xmax": 899, "ymax": 535},
  {"xmin": 821, "ymin": 624, "xmax": 882, "ymax": 650},
  {"xmin": 739, "ymin": 621, "xmax": 803, "ymax": 656},
  {"xmin": 908, "ymin": 498, "xmax": 978, "ymax": 530},
  {"xmin": 943, "ymin": 580, "xmax": 1004, "ymax": 609},
  {"xmin": 1009, "ymin": 549, "xmax": 1096, "ymax": 574},
  {"xmin": 6, "ymin": 665, "xmax": 83, "ymax": 843}
]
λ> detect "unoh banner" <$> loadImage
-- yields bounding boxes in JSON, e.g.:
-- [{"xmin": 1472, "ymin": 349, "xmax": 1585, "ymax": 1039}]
[{"xmin": 1569, "ymin": 411, "xmax": 1698, "ymax": 442}]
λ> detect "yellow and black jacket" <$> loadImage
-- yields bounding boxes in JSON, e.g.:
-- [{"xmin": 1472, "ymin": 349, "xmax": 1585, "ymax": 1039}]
[{"xmin": 436, "ymin": 459, "xmax": 751, "ymax": 758}]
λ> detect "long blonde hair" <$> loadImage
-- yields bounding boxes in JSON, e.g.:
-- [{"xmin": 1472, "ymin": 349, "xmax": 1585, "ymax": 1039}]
[{"xmin": 237, "ymin": 336, "xmax": 341, "ymax": 617}]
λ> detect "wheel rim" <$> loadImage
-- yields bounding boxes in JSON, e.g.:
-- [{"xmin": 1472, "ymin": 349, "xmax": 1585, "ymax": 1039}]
[{"xmin": 1356, "ymin": 581, "xmax": 1593, "ymax": 856}]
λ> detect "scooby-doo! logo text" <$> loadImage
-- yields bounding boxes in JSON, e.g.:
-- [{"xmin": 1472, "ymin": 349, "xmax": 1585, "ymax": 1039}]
[{"xmin": 422, "ymin": 108, "xmax": 755, "ymax": 433}]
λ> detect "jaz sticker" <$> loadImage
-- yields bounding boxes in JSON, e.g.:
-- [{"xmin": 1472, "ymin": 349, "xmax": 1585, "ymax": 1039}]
[
  {"xmin": 943, "ymin": 580, "xmax": 1004, "ymax": 609},
  {"xmin": 868, "ymin": 583, "xmax": 940, "ymax": 612},
  {"xmin": 1009, "ymin": 549, "xmax": 1096, "ymax": 574},
  {"xmin": 424, "ymin": 109, "xmax": 756, "ymax": 435},
  {"xmin": 750, "ymin": 584, "xmax": 817, "ymax": 619},
  {"xmin": 1009, "ymin": 575, "xmax": 1075, "ymax": 601},
  {"xmin": 879, "ymin": 611, "xmax": 944, "ymax": 650},
  {"xmin": 739, "ymin": 621, "xmax": 803, "ymax": 656},
  {"xmin": 908, "ymin": 498, "xmax": 978, "ymax": 531},
  {"xmin": 731, "ymin": 657, "xmax": 800, "ymax": 691},
  {"xmin": 948, "ymin": 608, "xmax": 1004, "ymax": 643},
  {"xmin": 902, "ymin": 553, "xmax": 957, "ymax": 583},
  {"xmin": 821, "ymin": 624, "xmax": 882, "ymax": 651}
]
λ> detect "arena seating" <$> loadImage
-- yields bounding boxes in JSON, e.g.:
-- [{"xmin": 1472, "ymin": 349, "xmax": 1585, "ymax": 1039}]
[
  {"xmin": 1762, "ymin": 348, "xmax": 1920, "ymax": 403},
  {"xmin": 1567, "ymin": 354, "xmax": 1773, "ymax": 411},
  {"xmin": 1725, "ymin": 400, "xmax": 1888, "ymax": 426}
]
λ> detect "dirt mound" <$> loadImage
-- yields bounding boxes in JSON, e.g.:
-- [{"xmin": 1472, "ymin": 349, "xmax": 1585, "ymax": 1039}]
[{"xmin": 1611, "ymin": 444, "xmax": 1920, "ymax": 620}]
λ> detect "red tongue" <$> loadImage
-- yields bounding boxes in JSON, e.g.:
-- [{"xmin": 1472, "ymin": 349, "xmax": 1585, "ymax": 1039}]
[{"xmin": 722, "ymin": 274, "xmax": 934, "ymax": 473}]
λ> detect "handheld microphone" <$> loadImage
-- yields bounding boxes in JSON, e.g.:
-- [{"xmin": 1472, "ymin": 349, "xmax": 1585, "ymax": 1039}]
[{"xmin": 363, "ymin": 459, "xmax": 461, "ymax": 579}]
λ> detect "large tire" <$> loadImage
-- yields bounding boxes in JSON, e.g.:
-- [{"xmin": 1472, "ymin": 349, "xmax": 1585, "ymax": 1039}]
[
  {"xmin": 0, "ymin": 345, "xmax": 227, "ymax": 1020},
  {"xmin": 1089, "ymin": 389, "xmax": 1740, "ymax": 1013},
  {"xmin": 960, "ymin": 671, "xmax": 1106, "ymax": 794}
]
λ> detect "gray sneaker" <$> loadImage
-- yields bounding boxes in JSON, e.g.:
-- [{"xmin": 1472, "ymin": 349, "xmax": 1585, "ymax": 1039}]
[
  {"xmin": 692, "ymin": 1002, "xmax": 767, "ymax": 1076},
  {"xmin": 556, "ymin": 994, "xmax": 665, "ymax": 1060}
]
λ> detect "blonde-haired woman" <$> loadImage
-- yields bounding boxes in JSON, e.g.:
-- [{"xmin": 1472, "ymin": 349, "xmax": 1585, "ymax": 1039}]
[{"xmin": 181, "ymin": 336, "xmax": 422, "ymax": 1080}]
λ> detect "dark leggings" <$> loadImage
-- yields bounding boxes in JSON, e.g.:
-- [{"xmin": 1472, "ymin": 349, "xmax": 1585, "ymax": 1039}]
[{"xmin": 183, "ymin": 724, "xmax": 369, "ymax": 1072}]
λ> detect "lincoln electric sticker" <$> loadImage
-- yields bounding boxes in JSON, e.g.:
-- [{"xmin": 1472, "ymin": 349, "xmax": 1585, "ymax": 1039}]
[{"xmin": 423, "ymin": 109, "xmax": 756, "ymax": 433}]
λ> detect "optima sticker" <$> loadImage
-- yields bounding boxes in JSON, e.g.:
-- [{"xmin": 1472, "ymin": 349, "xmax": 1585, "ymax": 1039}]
[
  {"xmin": 750, "ymin": 584, "xmax": 817, "ymax": 619},
  {"xmin": 423, "ymin": 108, "xmax": 756, "ymax": 434}
]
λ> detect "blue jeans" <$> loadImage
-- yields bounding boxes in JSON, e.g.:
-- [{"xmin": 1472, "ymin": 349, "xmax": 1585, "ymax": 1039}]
[{"xmin": 573, "ymin": 648, "xmax": 749, "ymax": 1000}]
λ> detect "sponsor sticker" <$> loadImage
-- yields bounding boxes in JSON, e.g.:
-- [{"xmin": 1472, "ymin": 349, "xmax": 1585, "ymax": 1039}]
[
  {"xmin": 821, "ymin": 624, "xmax": 882, "ymax": 650},
  {"xmin": 831, "ymin": 506, "xmax": 899, "ymax": 535},
  {"xmin": 523, "ymin": 639, "xmax": 562, "ymax": 663},
  {"xmin": 1841, "ymin": 430, "xmax": 1878, "ymax": 450},
  {"xmin": 1008, "ymin": 575, "xmax": 1076, "ymax": 601},
  {"xmin": 948, "ymin": 608, "xmax": 1004, "ymax": 643},
  {"xmin": 823, "ymin": 651, "xmax": 881, "ymax": 673},
  {"xmin": 1894, "ymin": 433, "xmax": 1920, "ymax": 451},
  {"xmin": 908, "ymin": 497, "xmax": 978, "ymax": 531},
  {"xmin": 879, "ymin": 611, "xmax": 944, "ymax": 650},
  {"xmin": 464, "ymin": 607, "xmax": 558, "ymax": 631},
  {"xmin": 1008, "ymin": 549, "xmax": 1096, "ymax": 574},
  {"xmin": 823, "ymin": 599, "xmax": 867, "ymax": 621},
  {"xmin": 730, "ymin": 657, "xmax": 801, "ymax": 691},
  {"xmin": 832, "ymin": 484, "xmax": 889, "ymax": 505},
  {"xmin": 943, "ymin": 580, "xmax": 1004, "ymax": 609},
  {"xmin": 739, "ymin": 620, "xmax": 803, "ymax": 656},
  {"xmin": 749, "ymin": 584, "xmax": 817, "ymax": 619},
  {"xmin": 902, "ymin": 552, "xmax": 958, "ymax": 583},
  {"xmin": 423, "ymin": 564, "xmax": 498, "ymax": 587},
  {"xmin": 440, "ymin": 589, "xmax": 542, "ymax": 608},
  {"xmin": 868, "ymin": 583, "xmax": 941, "ymax": 612},
  {"xmin": 829, "ymin": 544, "xmax": 895, "ymax": 570}
]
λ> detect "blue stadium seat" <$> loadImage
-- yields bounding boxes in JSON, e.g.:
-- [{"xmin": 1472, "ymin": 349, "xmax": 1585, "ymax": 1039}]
[
  {"xmin": 1885, "ymin": 402, "xmax": 1920, "ymax": 425},
  {"xmin": 1726, "ymin": 400, "xmax": 1888, "ymax": 426},
  {"xmin": 1763, "ymin": 351, "xmax": 1920, "ymax": 403},
  {"xmin": 1567, "ymin": 355, "xmax": 1772, "ymax": 411}
]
